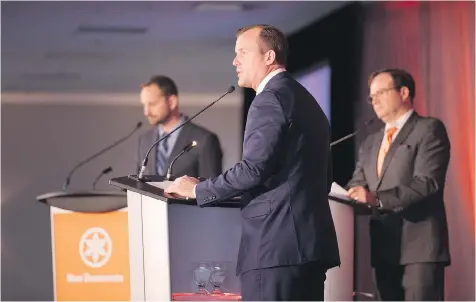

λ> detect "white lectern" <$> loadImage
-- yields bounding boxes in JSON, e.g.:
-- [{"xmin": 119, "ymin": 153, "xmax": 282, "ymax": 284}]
[
  {"xmin": 109, "ymin": 175, "xmax": 242, "ymax": 301},
  {"xmin": 327, "ymin": 184, "xmax": 376, "ymax": 301}
]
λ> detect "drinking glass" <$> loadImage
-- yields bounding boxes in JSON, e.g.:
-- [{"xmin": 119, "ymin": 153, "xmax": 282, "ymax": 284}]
[
  {"xmin": 209, "ymin": 262, "xmax": 227, "ymax": 294},
  {"xmin": 193, "ymin": 262, "xmax": 211, "ymax": 295}
]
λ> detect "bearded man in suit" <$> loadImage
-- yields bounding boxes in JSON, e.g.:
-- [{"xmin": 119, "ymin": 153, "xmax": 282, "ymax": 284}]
[{"xmin": 137, "ymin": 75, "xmax": 223, "ymax": 179}]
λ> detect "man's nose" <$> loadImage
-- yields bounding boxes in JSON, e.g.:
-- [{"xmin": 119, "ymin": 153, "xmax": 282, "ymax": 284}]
[{"xmin": 143, "ymin": 106, "xmax": 150, "ymax": 116}]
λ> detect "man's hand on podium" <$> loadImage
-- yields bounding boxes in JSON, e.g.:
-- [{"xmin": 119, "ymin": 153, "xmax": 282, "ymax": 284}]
[
  {"xmin": 165, "ymin": 176, "xmax": 199, "ymax": 200},
  {"xmin": 347, "ymin": 186, "xmax": 378, "ymax": 207}
]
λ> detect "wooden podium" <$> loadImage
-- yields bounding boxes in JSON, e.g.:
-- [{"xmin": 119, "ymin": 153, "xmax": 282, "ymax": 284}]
[
  {"xmin": 109, "ymin": 175, "xmax": 242, "ymax": 301},
  {"xmin": 36, "ymin": 190, "xmax": 131, "ymax": 301}
]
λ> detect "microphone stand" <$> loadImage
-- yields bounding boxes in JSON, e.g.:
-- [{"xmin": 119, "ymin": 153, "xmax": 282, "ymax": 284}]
[
  {"xmin": 165, "ymin": 141, "xmax": 197, "ymax": 180},
  {"xmin": 92, "ymin": 166, "xmax": 113, "ymax": 190},
  {"xmin": 330, "ymin": 118, "xmax": 375, "ymax": 147},
  {"xmin": 63, "ymin": 122, "xmax": 142, "ymax": 190}
]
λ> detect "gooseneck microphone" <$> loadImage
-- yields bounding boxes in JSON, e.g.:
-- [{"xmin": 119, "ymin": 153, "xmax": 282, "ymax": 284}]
[
  {"xmin": 62, "ymin": 122, "xmax": 142, "ymax": 190},
  {"xmin": 165, "ymin": 141, "xmax": 198, "ymax": 181},
  {"xmin": 330, "ymin": 118, "xmax": 375, "ymax": 147},
  {"xmin": 137, "ymin": 85, "xmax": 235, "ymax": 181},
  {"xmin": 92, "ymin": 166, "xmax": 113, "ymax": 190}
]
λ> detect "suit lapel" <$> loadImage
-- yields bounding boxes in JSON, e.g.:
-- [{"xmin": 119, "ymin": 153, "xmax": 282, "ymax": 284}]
[
  {"xmin": 368, "ymin": 129, "xmax": 384, "ymax": 189},
  {"xmin": 376, "ymin": 112, "xmax": 419, "ymax": 188}
]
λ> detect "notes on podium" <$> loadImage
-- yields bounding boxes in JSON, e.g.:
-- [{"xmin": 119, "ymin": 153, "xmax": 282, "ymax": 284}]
[
  {"xmin": 148, "ymin": 180, "xmax": 173, "ymax": 190},
  {"xmin": 330, "ymin": 182, "xmax": 351, "ymax": 200},
  {"xmin": 329, "ymin": 182, "xmax": 376, "ymax": 215}
]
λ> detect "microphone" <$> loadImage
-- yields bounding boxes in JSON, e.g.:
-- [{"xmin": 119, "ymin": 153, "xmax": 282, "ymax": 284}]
[
  {"xmin": 92, "ymin": 166, "xmax": 113, "ymax": 190},
  {"xmin": 136, "ymin": 85, "xmax": 235, "ymax": 181},
  {"xmin": 62, "ymin": 121, "xmax": 143, "ymax": 190},
  {"xmin": 330, "ymin": 118, "xmax": 375, "ymax": 147},
  {"xmin": 166, "ymin": 141, "xmax": 198, "ymax": 180}
]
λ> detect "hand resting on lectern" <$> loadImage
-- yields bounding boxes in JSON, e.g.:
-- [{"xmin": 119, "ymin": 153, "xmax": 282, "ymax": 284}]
[{"xmin": 165, "ymin": 175, "xmax": 200, "ymax": 199}]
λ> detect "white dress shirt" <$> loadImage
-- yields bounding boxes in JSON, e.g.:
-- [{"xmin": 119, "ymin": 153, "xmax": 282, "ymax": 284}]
[
  {"xmin": 255, "ymin": 68, "xmax": 286, "ymax": 95},
  {"xmin": 382, "ymin": 108, "xmax": 415, "ymax": 144}
]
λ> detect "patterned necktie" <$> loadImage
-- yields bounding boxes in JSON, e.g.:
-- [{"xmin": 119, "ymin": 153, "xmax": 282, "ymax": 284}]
[
  {"xmin": 156, "ymin": 132, "xmax": 169, "ymax": 176},
  {"xmin": 377, "ymin": 126, "xmax": 398, "ymax": 177}
]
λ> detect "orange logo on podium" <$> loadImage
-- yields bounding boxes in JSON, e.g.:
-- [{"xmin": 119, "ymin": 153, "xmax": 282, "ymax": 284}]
[{"xmin": 51, "ymin": 210, "xmax": 130, "ymax": 301}]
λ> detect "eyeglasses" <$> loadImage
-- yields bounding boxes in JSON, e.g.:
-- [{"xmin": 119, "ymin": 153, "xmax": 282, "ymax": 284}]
[{"xmin": 367, "ymin": 87, "xmax": 398, "ymax": 104}]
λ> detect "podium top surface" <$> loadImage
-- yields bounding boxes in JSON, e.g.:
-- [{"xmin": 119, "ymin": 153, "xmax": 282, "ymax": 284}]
[
  {"xmin": 109, "ymin": 175, "xmax": 242, "ymax": 208},
  {"xmin": 36, "ymin": 190, "xmax": 127, "ymax": 213}
]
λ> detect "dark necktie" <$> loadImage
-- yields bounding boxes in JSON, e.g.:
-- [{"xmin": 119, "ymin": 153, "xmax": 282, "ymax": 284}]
[{"xmin": 156, "ymin": 132, "xmax": 169, "ymax": 175}]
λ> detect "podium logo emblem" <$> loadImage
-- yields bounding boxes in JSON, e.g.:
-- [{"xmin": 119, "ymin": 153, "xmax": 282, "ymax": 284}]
[{"xmin": 79, "ymin": 227, "xmax": 113, "ymax": 268}]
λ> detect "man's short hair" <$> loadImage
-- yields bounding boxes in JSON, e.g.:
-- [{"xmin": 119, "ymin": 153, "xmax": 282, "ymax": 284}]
[
  {"xmin": 236, "ymin": 24, "xmax": 289, "ymax": 66},
  {"xmin": 142, "ymin": 75, "xmax": 178, "ymax": 96},
  {"xmin": 368, "ymin": 68, "xmax": 416, "ymax": 102}
]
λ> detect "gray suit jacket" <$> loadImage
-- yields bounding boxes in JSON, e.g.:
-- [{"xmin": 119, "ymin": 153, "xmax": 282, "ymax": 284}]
[
  {"xmin": 137, "ymin": 120, "xmax": 223, "ymax": 179},
  {"xmin": 347, "ymin": 112, "xmax": 451, "ymax": 266},
  {"xmin": 195, "ymin": 71, "xmax": 340, "ymax": 276}
]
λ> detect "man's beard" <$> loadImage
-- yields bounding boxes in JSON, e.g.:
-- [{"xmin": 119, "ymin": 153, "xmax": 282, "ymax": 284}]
[{"xmin": 152, "ymin": 111, "xmax": 172, "ymax": 126}]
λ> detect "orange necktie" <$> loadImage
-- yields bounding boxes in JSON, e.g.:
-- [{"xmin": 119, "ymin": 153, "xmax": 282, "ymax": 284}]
[{"xmin": 377, "ymin": 126, "xmax": 398, "ymax": 177}]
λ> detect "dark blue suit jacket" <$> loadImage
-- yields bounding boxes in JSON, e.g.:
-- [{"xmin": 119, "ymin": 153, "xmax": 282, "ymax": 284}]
[{"xmin": 195, "ymin": 71, "xmax": 340, "ymax": 275}]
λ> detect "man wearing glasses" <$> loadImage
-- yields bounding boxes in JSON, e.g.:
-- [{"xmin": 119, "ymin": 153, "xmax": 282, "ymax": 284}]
[{"xmin": 347, "ymin": 68, "xmax": 451, "ymax": 300}]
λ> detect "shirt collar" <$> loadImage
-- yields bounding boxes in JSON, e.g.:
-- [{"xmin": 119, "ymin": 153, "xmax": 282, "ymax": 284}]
[
  {"xmin": 158, "ymin": 115, "xmax": 186, "ymax": 136},
  {"xmin": 385, "ymin": 109, "xmax": 414, "ymax": 131},
  {"xmin": 256, "ymin": 68, "xmax": 286, "ymax": 95}
]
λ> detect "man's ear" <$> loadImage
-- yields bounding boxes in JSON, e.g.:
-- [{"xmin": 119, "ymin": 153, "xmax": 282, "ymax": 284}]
[
  {"xmin": 167, "ymin": 95, "xmax": 179, "ymax": 111},
  {"xmin": 265, "ymin": 50, "xmax": 276, "ymax": 66},
  {"xmin": 400, "ymin": 86, "xmax": 410, "ymax": 102}
]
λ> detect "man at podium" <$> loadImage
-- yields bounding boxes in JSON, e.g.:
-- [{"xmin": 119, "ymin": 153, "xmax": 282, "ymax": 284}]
[
  {"xmin": 137, "ymin": 75, "xmax": 223, "ymax": 179},
  {"xmin": 166, "ymin": 24, "xmax": 340, "ymax": 301},
  {"xmin": 346, "ymin": 68, "xmax": 451, "ymax": 301}
]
